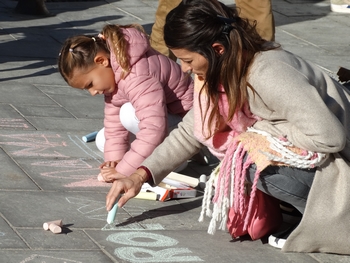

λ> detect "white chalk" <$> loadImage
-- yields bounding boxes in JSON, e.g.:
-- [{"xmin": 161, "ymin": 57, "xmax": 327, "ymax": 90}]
[
  {"xmin": 107, "ymin": 202, "xmax": 118, "ymax": 224},
  {"xmin": 43, "ymin": 219, "xmax": 63, "ymax": 231},
  {"xmin": 82, "ymin": 131, "xmax": 98, "ymax": 142},
  {"xmin": 199, "ymin": 174, "xmax": 207, "ymax": 189},
  {"xmin": 134, "ymin": 191, "xmax": 159, "ymax": 201},
  {"xmin": 199, "ymin": 174, "xmax": 207, "ymax": 183}
]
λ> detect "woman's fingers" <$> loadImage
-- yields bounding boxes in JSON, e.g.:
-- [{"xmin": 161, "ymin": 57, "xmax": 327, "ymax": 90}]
[
  {"xmin": 106, "ymin": 180, "xmax": 125, "ymax": 210},
  {"xmin": 105, "ymin": 173, "xmax": 143, "ymax": 210}
]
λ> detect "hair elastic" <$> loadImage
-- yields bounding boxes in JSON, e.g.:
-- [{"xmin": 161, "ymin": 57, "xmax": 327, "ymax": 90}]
[
  {"xmin": 92, "ymin": 37, "xmax": 96, "ymax": 42},
  {"xmin": 217, "ymin": 15, "xmax": 236, "ymax": 35},
  {"xmin": 98, "ymin": 33, "xmax": 106, "ymax": 40},
  {"xmin": 69, "ymin": 48, "xmax": 73, "ymax": 52}
]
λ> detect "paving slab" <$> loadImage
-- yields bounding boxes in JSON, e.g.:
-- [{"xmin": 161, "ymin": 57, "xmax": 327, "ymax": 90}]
[
  {"xmin": 0, "ymin": 61, "xmax": 58, "ymax": 83},
  {"xmin": 0, "ymin": 147, "xmax": 39, "ymax": 190},
  {"xmin": 13, "ymin": 104, "xmax": 75, "ymax": 119},
  {"xmin": 0, "ymin": 130, "xmax": 102, "ymax": 158},
  {"xmin": 0, "ymin": 217, "xmax": 28, "ymax": 249},
  {"xmin": 15, "ymin": 157, "xmax": 105, "ymax": 190},
  {"xmin": 1, "ymin": 0, "xmax": 350, "ymax": 262},
  {"xmin": 0, "ymin": 251, "xmax": 113, "ymax": 263},
  {"xmin": 0, "ymin": 82, "xmax": 57, "ymax": 105},
  {"xmin": 86, "ymin": 229, "xmax": 321, "ymax": 263},
  {"xmin": 0, "ymin": 104, "xmax": 36, "ymax": 130}
]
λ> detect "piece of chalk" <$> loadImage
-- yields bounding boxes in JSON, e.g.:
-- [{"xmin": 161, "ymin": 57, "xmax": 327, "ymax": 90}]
[
  {"xmin": 107, "ymin": 202, "xmax": 118, "ymax": 224},
  {"xmin": 199, "ymin": 174, "xmax": 207, "ymax": 183},
  {"xmin": 199, "ymin": 174, "xmax": 207, "ymax": 190},
  {"xmin": 49, "ymin": 223, "xmax": 62, "ymax": 234},
  {"xmin": 43, "ymin": 219, "xmax": 63, "ymax": 231},
  {"xmin": 134, "ymin": 191, "xmax": 159, "ymax": 201},
  {"xmin": 97, "ymin": 173, "xmax": 106, "ymax": 182},
  {"xmin": 82, "ymin": 131, "xmax": 98, "ymax": 142}
]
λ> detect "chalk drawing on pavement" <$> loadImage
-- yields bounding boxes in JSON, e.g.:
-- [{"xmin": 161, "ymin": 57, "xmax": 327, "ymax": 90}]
[
  {"xmin": 0, "ymin": 133, "xmax": 67, "ymax": 157},
  {"xmin": 0, "ymin": 118, "xmax": 29, "ymax": 129},
  {"xmin": 0, "ymin": 132, "xmax": 106, "ymax": 188},
  {"xmin": 20, "ymin": 254, "xmax": 82, "ymax": 263},
  {"xmin": 66, "ymin": 197, "xmax": 165, "ymax": 231},
  {"xmin": 107, "ymin": 232, "xmax": 204, "ymax": 262}
]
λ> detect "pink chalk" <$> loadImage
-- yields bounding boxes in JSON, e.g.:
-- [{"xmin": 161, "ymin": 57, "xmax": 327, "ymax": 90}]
[
  {"xmin": 49, "ymin": 223, "xmax": 62, "ymax": 234},
  {"xmin": 97, "ymin": 173, "xmax": 106, "ymax": 182},
  {"xmin": 43, "ymin": 219, "xmax": 63, "ymax": 231}
]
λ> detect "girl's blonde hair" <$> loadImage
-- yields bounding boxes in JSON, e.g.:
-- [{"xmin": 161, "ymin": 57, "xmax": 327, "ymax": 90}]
[{"xmin": 58, "ymin": 24, "xmax": 146, "ymax": 83}]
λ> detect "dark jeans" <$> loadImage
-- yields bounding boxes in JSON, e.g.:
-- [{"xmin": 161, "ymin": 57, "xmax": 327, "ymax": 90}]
[{"xmin": 246, "ymin": 164, "xmax": 316, "ymax": 214}]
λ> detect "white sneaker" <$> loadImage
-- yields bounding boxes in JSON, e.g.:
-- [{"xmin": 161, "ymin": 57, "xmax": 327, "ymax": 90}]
[
  {"xmin": 268, "ymin": 224, "xmax": 298, "ymax": 249},
  {"xmin": 331, "ymin": 0, "xmax": 350, "ymax": 13},
  {"xmin": 268, "ymin": 234, "xmax": 287, "ymax": 249}
]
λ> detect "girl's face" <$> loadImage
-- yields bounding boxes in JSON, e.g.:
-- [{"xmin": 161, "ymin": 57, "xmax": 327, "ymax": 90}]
[
  {"xmin": 171, "ymin": 48, "xmax": 208, "ymax": 81},
  {"xmin": 69, "ymin": 53, "xmax": 116, "ymax": 96}
]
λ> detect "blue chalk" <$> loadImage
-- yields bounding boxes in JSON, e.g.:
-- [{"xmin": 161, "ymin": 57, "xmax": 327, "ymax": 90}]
[
  {"xmin": 107, "ymin": 202, "xmax": 118, "ymax": 224},
  {"xmin": 82, "ymin": 131, "xmax": 98, "ymax": 142}
]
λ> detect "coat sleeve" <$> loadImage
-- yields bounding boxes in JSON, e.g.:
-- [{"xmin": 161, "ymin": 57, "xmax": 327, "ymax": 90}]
[
  {"xmin": 142, "ymin": 109, "xmax": 204, "ymax": 185},
  {"xmin": 114, "ymin": 75, "xmax": 169, "ymax": 176},
  {"xmin": 103, "ymin": 98, "xmax": 129, "ymax": 162},
  {"xmin": 249, "ymin": 59, "xmax": 347, "ymax": 153}
]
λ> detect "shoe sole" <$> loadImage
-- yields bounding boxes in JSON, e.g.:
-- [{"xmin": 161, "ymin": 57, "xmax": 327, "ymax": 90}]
[
  {"xmin": 331, "ymin": 4, "xmax": 350, "ymax": 13},
  {"xmin": 268, "ymin": 235, "xmax": 286, "ymax": 249}
]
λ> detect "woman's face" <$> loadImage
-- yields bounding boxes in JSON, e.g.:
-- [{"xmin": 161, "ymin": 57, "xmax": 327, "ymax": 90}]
[{"xmin": 171, "ymin": 48, "xmax": 208, "ymax": 81}]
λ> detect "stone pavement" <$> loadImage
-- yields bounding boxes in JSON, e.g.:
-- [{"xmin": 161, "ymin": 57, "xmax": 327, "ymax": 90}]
[{"xmin": 0, "ymin": 0, "xmax": 349, "ymax": 262}]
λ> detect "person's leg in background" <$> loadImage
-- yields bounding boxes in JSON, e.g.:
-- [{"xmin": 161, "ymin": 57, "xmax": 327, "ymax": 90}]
[
  {"xmin": 15, "ymin": 0, "xmax": 53, "ymax": 16},
  {"xmin": 149, "ymin": 0, "xmax": 181, "ymax": 61},
  {"xmin": 235, "ymin": 0, "xmax": 275, "ymax": 41}
]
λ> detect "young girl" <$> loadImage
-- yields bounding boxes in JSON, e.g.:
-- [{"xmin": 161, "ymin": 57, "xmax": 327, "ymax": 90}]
[
  {"xmin": 105, "ymin": 0, "xmax": 350, "ymax": 255},
  {"xmin": 58, "ymin": 24, "xmax": 193, "ymax": 181}
]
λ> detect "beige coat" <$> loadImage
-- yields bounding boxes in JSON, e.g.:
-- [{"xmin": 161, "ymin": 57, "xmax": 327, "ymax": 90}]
[{"xmin": 142, "ymin": 49, "xmax": 350, "ymax": 254}]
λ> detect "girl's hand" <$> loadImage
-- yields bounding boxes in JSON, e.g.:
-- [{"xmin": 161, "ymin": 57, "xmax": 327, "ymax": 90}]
[
  {"xmin": 106, "ymin": 169, "xmax": 148, "ymax": 211},
  {"xmin": 99, "ymin": 160, "xmax": 118, "ymax": 169}
]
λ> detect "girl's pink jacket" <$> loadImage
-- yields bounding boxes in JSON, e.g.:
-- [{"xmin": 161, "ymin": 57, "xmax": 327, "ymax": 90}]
[{"xmin": 103, "ymin": 27, "xmax": 193, "ymax": 176}]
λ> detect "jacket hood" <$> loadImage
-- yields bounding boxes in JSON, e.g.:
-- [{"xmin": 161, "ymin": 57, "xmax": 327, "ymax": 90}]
[
  {"xmin": 122, "ymin": 27, "xmax": 150, "ymax": 66},
  {"xmin": 108, "ymin": 27, "xmax": 150, "ymax": 83}
]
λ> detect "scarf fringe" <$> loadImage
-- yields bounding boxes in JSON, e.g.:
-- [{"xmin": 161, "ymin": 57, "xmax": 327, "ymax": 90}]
[
  {"xmin": 199, "ymin": 127, "xmax": 327, "ymax": 235},
  {"xmin": 248, "ymin": 128, "xmax": 327, "ymax": 168}
]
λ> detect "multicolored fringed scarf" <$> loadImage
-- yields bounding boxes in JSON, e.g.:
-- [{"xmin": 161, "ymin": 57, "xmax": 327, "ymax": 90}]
[{"xmin": 199, "ymin": 127, "xmax": 327, "ymax": 235}]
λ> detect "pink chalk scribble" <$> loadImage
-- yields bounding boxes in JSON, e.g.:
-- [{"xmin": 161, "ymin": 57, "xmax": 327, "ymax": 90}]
[
  {"xmin": 65, "ymin": 177, "xmax": 109, "ymax": 187},
  {"xmin": 0, "ymin": 118, "xmax": 29, "ymax": 129},
  {"xmin": 0, "ymin": 133, "xmax": 67, "ymax": 157},
  {"xmin": 0, "ymin": 132, "xmax": 107, "ymax": 188},
  {"xmin": 32, "ymin": 159, "xmax": 107, "ymax": 187}
]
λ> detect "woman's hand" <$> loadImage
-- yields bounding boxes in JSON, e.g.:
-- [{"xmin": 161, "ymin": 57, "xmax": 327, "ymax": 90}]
[{"xmin": 106, "ymin": 169, "xmax": 149, "ymax": 211}]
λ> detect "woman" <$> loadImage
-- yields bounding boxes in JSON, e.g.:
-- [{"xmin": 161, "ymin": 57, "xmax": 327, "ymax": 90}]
[{"xmin": 105, "ymin": 0, "xmax": 350, "ymax": 254}]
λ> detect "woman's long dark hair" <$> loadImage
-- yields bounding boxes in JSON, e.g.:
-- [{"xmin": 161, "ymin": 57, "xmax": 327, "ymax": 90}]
[{"xmin": 164, "ymin": 0, "xmax": 279, "ymax": 137}]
